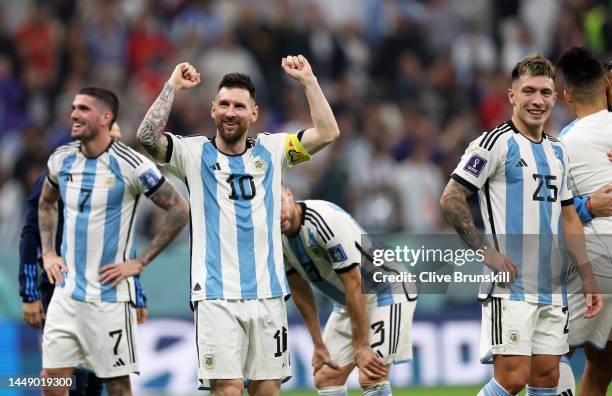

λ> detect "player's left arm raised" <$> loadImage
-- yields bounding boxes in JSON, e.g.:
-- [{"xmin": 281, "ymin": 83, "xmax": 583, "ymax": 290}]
[
  {"xmin": 561, "ymin": 204, "xmax": 603, "ymax": 318},
  {"xmin": 281, "ymin": 55, "xmax": 340, "ymax": 155},
  {"xmin": 99, "ymin": 181, "xmax": 189, "ymax": 287}
]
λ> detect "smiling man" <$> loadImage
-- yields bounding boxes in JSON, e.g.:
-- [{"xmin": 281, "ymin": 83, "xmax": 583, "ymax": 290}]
[
  {"xmin": 135, "ymin": 57, "xmax": 340, "ymax": 396},
  {"xmin": 439, "ymin": 55, "xmax": 602, "ymax": 396}
]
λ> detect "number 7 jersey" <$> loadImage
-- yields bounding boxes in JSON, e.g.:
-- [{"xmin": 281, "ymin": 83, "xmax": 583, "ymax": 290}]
[
  {"xmin": 163, "ymin": 131, "xmax": 310, "ymax": 301},
  {"xmin": 451, "ymin": 120, "xmax": 573, "ymax": 306}
]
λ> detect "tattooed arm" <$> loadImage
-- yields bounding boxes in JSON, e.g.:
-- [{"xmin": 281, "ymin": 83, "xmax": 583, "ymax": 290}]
[
  {"xmin": 439, "ymin": 179, "xmax": 517, "ymax": 280},
  {"xmin": 99, "ymin": 182, "xmax": 189, "ymax": 287},
  {"xmin": 38, "ymin": 181, "xmax": 67, "ymax": 285},
  {"xmin": 136, "ymin": 62, "xmax": 201, "ymax": 162}
]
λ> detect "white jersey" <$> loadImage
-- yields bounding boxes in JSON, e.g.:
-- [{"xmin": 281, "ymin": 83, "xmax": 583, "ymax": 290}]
[
  {"xmin": 47, "ymin": 140, "xmax": 165, "ymax": 303},
  {"xmin": 559, "ymin": 109, "xmax": 612, "ymax": 277},
  {"xmin": 282, "ymin": 200, "xmax": 410, "ymax": 309},
  {"xmin": 164, "ymin": 132, "xmax": 309, "ymax": 301},
  {"xmin": 452, "ymin": 120, "xmax": 573, "ymax": 306}
]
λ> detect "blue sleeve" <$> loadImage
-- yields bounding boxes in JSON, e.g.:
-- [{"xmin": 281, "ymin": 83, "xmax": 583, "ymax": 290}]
[
  {"xmin": 19, "ymin": 173, "xmax": 46, "ymax": 303},
  {"xmin": 573, "ymin": 195, "xmax": 593, "ymax": 224},
  {"xmin": 133, "ymin": 275, "xmax": 147, "ymax": 308}
]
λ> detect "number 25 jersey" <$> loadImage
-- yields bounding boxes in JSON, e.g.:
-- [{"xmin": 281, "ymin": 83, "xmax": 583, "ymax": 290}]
[
  {"xmin": 163, "ymin": 131, "xmax": 310, "ymax": 301},
  {"xmin": 451, "ymin": 120, "xmax": 573, "ymax": 306}
]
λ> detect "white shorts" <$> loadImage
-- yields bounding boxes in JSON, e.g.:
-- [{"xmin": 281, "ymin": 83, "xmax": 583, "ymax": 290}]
[
  {"xmin": 195, "ymin": 297, "xmax": 291, "ymax": 388},
  {"xmin": 480, "ymin": 297, "xmax": 568, "ymax": 363},
  {"xmin": 567, "ymin": 271, "xmax": 612, "ymax": 350},
  {"xmin": 42, "ymin": 289, "xmax": 138, "ymax": 378},
  {"xmin": 323, "ymin": 301, "xmax": 416, "ymax": 367}
]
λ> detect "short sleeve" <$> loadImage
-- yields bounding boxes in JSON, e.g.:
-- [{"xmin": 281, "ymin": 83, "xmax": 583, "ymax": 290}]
[
  {"xmin": 46, "ymin": 150, "xmax": 63, "ymax": 189},
  {"xmin": 451, "ymin": 134, "xmax": 504, "ymax": 191},
  {"xmin": 559, "ymin": 147, "xmax": 574, "ymax": 205},
  {"xmin": 128, "ymin": 155, "xmax": 166, "ymax": 198}
]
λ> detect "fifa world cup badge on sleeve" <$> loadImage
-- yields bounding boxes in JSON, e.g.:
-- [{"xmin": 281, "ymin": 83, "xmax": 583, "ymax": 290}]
[
  {"xmin": 285, "ymin": 133, "xmax": 311, "ymax": 166},
  {"xmin": 139, "ymin": 169, "xmax": 160, "ymax": 189},
  {"xmin": 328, "ymin": 244, "xmax": 347, "ymax": 263},
  {"xmin": 464, "ymin": 154, "xmax": 487, "ymax": 177}
]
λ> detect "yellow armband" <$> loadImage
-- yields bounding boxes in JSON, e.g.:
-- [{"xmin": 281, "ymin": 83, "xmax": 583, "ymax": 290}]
[{"xmin": 285, "ymin": 133, "xmax": 311, "ymax": 167}]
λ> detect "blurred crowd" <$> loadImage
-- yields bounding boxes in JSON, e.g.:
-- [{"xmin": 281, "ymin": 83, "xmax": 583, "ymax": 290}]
[{"xmin": 1, "ymin": 0, "xmax": 612, "ymax": 246}]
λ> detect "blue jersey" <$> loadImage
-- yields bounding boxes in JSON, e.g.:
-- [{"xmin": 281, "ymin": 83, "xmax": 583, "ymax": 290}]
[
  {"xmin": 46, "ymin": 140, "xmax": 164, "ymax": 303},
  {"xmin": 163, "ymin": 132, "xmax": 311, "ymax": 301},
  {"xmin": 452, "ymin": 120, "xmax": 573, "ymax": 306}
]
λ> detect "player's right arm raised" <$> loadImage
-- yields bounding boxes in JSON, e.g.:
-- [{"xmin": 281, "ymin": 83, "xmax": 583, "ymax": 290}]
[
  {"xmin": 440, "ymin": 180, "xmax": 517, "ymax": 280},
  {"xmin": 38, "ymin": 181, "xmax": 67, "ymax": 285},
  {"xmin": 136, "ymin": 62, "xmax": 201, "ymax": 162}
]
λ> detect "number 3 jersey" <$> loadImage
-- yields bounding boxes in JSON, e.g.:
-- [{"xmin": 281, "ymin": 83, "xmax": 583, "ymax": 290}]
[
  {"xmin": 451, "ymin": 120, "xmax": 573, "ymax": 306},
  {"xmin": 163, "ymin": 131, "xmax": 310, "ymax": 301},
  {"xmin": 46, "ymin": 140, "xmax": 166, "ymax": 303}
]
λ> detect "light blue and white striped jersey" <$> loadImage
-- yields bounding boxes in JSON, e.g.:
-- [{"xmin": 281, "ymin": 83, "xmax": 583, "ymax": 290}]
[
  {"xmin": 559, "ymin": 110, "xmax": 612, "ymax": 277},
  {"xmin": 164, "ymin": 132, "xmax": 308, "ymax": 301},
  {"xmin": 452, "ymin": 120, "xmax": 573, "ymax": 306},
  {"xmin": 282, "ymin": 200, "xmax": 410, "ymax": 309},
  {"xmin": 46, "ymin": 140, "xmax": 165, "ymax": 303}
]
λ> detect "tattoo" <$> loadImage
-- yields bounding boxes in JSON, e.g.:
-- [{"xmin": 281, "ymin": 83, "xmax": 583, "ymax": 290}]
[
  {"xmin": 136, "ymin": 83, "xmax": 175, "ymax": 160},
  {"xmin": 38, "ymin": 183, "xmax": 59, "ymax": 255},
  {"xmin": 138, "ymin": 182, "xmax": 189, "ymax": 265},
  {"xmin": 439, "ymin": 180, "xmax": 485, "ymax": 251}
]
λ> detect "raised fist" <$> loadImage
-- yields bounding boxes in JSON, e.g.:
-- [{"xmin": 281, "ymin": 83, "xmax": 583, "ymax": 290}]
[
  {"xmin": 281, "ymin": 55, "xmax": 315, "ymax": 86},
  {"xmin": 168, "ymin": 62, "xmax": 201, "ymax": 90}
]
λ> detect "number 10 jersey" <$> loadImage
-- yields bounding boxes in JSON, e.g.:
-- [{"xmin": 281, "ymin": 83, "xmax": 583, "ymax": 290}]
[
  {"xmin": 451, "ymin": 120, "xmax": 573, "ymax": 306},
  {"xmin": 163, "ymin": 131, "xmax": 308, "ymax": 301}
]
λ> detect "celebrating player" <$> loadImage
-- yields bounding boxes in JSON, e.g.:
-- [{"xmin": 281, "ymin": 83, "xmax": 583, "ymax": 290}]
[
  {"xmin": 39, "ymin": 87, "xmax": 189, "ymax": 396},
  {"xmin": 439, "ymin": 54, "xmax": 602, "ymax": 396},
  {"xmin": 20, "ymin": 124, "xmax": 148, "ymax": 395},
  {"xmin": 280, "ymin": 186, "xmax": 416, "ymax": 396},
  {"xmin": 135, "ymin": 56, "xmax": 340, "ymax": 395},
  {"xmin": 555, "ymin": 47, "xmax": 612, "ymax": 396}
]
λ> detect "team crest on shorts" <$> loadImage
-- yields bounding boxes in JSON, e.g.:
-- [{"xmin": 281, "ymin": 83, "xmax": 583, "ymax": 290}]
[
  {"xmin": 204, "ymin": 353, "xmax": 216, "ymax": 369},
  {"xmin": 507, "ymin": 329, "xmax": 520, "ymax": 345}
]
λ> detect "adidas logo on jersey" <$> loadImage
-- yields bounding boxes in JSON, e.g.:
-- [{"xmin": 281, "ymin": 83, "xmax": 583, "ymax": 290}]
[
  {"xmin": 211, "ymin": 162, "xmax": 221, "ymax": 171},
  {"xmin": 113, "ymin": 358, "xmax": 126, "ymax": 367},
  {"xmin": 515, "ymin": 158, "xmax": 528, "ymax": 167}
]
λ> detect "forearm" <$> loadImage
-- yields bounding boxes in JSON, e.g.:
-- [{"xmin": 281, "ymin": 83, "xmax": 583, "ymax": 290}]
[
  {"xmin": 440, "ymin": 183, "xmax": 485, "ymax": 251},
  {"xmin": 136, "ymin": 82, "xmax": 176, "ymax": 159},
  {"xmin": 302, "ymin": 78, "xmax": 340, "ymax": 147},
  {"xmin": 290, "ymin": 277, "xmax": 325, "ymax": 346},
  {"xmin": 136, "ymin": 205, "xmax": 188, "ymax": 266},
  {"xmin": 38, "ymin": 200, "xmax": 58, "ymax": 255},
  {"xmin": 563, "ymin": 214, "xmax": 593, "ymax": 280},
  {"xmin": 345, "ymin": 289, "xmax": 370, "ymax": 350}
]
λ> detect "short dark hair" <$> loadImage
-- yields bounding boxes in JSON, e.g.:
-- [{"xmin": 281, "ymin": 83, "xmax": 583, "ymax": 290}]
[
  {"xmin": 511, "ymin": 54, "xmax": 555, "ymax": 82},
  {"xmin": 78, "ymin": 86, "xmax": 119, "ymax": 125},
  {"xmin": 218, "ymin": 73, "xmax": 256, "ymax": 101},
  {"xmin": 557, "ymin": 47, "xmax": 605, "ymax": 102},
  {"xmin": 605, "ymin": 59, "xmax": 612, "ymax": 72}
]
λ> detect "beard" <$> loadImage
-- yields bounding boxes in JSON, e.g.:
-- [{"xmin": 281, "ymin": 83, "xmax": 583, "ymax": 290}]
[
  {"xmin": 215, "ymin": 117, "xmax": 249, "ymax": 145},
  {"xmin": 71, "ymin": 124, "xmax": 99, "ymax": 142}
]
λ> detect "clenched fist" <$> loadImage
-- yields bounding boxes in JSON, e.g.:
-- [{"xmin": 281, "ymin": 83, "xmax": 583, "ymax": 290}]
[
  {"xmin": 281, "ymin": 55, "xmax": 316, "ymax": 86},
  {"xmin": 168, "ymin": 62, "xmax": 201, "ymax": 90}
]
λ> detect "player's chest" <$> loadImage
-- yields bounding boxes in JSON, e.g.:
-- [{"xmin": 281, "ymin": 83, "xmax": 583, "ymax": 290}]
[
  {"xmin": 59, "ymin": 163, "xmax": 125, "ymax": 211},
  {"xmin": 503, "ymin": 143, "xmax": 564, "ymax": 203}
]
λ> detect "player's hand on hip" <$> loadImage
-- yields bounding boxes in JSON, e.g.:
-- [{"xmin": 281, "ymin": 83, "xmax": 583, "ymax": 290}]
[
  {"xmin": 312, "ymin": 344, "xmax": 340, "ymax": 373},
  {"xmin": 42, "ymin": 252, "xmax": 68, "ymax": 285},
  {"xmin": 22, "ymin": 300, "xmax": 45, "ymax": 328},
  {"xmin": 99, "ymin": 259, "xmax": 145, "ymax": 288},
  {"xmin": 136, "ymin": 307, "xmax": 148, "ymax": 324},
  {"xmin": 168, "ymin": 62, "xmax": 201, "ymax": 90},
  {"xmin": 589, "ymin": 184, "xmax": 612, "ymax": 217},
  {"xmin": 582, "ymin": 276, "xmax": 603, "ymax": 318},
  {"xmin": 483, "ymin": 248, "xmax": 517, "ymax": 283},
  {"xmin": 607, "ymin": 149, "xmax": 612, "ymax": 163},
  {"xmin": 355, "ymin": 346, "xmax": 387, "ymax": 381},
  {"xmin": 281, "ymin": 55, "xmax": 315, "ymax": 86}
]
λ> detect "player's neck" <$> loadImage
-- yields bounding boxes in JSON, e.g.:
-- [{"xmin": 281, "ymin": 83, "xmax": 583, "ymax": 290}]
[
  {"xmin": 215, "ymin": 134, "xmax": 247, "ymax": 155},
  {"xmin": 80, "ymin": 133, "xmax": 112, "ymax": 158},
  {"xmin": 511, "ymin": 115, "xmax": 543, "ymax": 142},
  {"xmin": 574, "ymin": 99, "xmax": 607, "ymax": 119}
]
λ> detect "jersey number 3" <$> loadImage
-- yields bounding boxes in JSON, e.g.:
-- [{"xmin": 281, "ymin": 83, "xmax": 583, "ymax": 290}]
[
  {"xmin": 532, "ymin": 174, "xmax": 557, "ymax": 202},
  {"xmin": 226, "ymin": 174, "xmax": 256, "ymax": 200}
]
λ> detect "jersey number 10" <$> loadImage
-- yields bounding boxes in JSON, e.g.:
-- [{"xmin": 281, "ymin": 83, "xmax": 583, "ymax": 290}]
[{"xmin": 226, "ymin": 175, "xmax": 256, "ymax": 200}]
